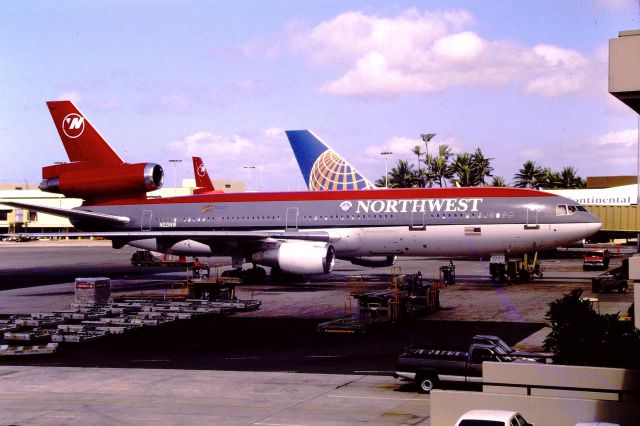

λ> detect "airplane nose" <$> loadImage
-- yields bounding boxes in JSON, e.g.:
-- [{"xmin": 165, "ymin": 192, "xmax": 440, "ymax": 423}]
[{"xmin": 581, "ymin": 221, "xmax": 602, "ymax": 239}]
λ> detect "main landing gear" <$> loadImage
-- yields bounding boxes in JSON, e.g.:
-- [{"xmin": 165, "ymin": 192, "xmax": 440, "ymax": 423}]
[{"xmin": 221, "ymin": 265, "xmax": 267, "ymax": 284}]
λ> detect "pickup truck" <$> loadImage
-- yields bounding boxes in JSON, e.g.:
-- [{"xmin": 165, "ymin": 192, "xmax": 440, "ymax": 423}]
[
  {"xmin": 583, "ymin": 249, "xmax": 610, "ymax": 270},
  {"xmin": 394, "ymin": 335, "xmax": 546, "ymax": 393}
]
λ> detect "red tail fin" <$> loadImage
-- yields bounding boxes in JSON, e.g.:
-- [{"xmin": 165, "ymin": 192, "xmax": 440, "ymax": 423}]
[
  {"xmin": 46, "ymin": 100, "xmax": 123, "ymax": 165},
  {"xmin": 192, "ymin": 157, "xmax": 216, "ymax": 193}
]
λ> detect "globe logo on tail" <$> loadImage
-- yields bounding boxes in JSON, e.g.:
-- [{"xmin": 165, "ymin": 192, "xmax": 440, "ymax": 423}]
[
  {"xmin": 309, "ymin": 150, "xmax": 374, "ymax": 191},
  {"xmin": 196, "ymin": 164, "xmax": 206, "ymax": 177}
]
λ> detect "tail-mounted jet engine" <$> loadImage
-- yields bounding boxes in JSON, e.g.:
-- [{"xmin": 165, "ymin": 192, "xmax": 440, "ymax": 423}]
[
  {"xmin": 39, "ymin": 162, "xmax": 163, "ymax": 201},
  {"xmin": 252, "ymin": 242, "xmax": 335, "ymax": 275}
]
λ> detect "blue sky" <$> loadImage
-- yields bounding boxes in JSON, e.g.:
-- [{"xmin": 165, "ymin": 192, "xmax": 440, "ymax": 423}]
[{"xmin": 1, "ymin": 0, "xmax": 639, "ymax": 191}]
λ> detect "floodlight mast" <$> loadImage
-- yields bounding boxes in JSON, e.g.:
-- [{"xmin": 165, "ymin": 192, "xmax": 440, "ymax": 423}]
[
  {"xmin": 380, "ymin": 151, "xmax": 393, "ymax": 188},
  {"xmin": 169, "ymin": 159, "xmax": 182, "ymax": 196}
]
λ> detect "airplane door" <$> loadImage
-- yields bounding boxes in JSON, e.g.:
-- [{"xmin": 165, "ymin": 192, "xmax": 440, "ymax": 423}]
[
  {"xmin": 410, "ymin": 212, "xmax": 426, "ymax": 231},
  {"xmin": 286, "ymin": 207, "xmax": 299, "ymax": 230},
  {"xmin": 141, "ymin": 210, "xmax": 153, "ymax": 231},
  {"xmin": 525, "ymin": 204, "xmax": 541, "ymax": 230}
]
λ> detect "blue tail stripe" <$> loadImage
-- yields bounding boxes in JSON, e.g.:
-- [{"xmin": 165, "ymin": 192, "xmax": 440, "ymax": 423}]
[
  {"xmin": 286, "ymin": 129, "xmax": 376, "ymax": 190},
  {"xmin": 285, "ymin": 130, "xmax": 328, "ymax": 188}
]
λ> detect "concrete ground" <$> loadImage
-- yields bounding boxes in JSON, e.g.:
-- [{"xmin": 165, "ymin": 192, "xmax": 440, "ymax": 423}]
[
  {"xmin": 0, "ymin": 240, "xmax": 636, "ymax": 425},
  {"xmin": 0, "ymin": 367, "xmax": 430, "ymax": 426}
]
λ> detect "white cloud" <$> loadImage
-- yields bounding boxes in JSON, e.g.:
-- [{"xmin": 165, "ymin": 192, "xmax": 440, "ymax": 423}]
[
  {"xmin": 595, "ymin": 129, "xmax": 638, "ymax": 147},
  {"xmin": 582, "ymin": 128, "xmax": 639, "ymax": 173},
  {"xmin": 518, "ymin": 148, "xmax": 544, "ymax": 160},
  {"xmin": 433, "ymin": 31, "xmax": 485, "ymax": 62},
  {"xmin": 168, "ymin": 129, "xmax": 303, "ymax": 190},
  {"xmin": 524, "ymin": 45, "xmax": 591, "ymax": 97},
  {"xmin": 171, "ymin": 132, "xmax": 254, "ymax": 157},
  {"xmin": 263, "ymin": 127, "xmax": 284, "ymax": 138},
  {"xmin": 596, "ymin": 0, "xmax": 637, "ymax": 12},
  {"xmin": 293, "ymin": 9, "xmax": 599, "ymax": 98},
  {"xmin": 56, "ymin": 91, "xmax": 82, "ymax": 103}
]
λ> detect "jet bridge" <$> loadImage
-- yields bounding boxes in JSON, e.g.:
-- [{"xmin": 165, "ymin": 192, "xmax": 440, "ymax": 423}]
[{"xmin": 609, "ymin": 29, "xmax": 640, "ymax": 328}]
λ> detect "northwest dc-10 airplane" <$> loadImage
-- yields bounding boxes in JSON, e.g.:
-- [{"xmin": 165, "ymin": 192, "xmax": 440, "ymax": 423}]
[{"xmin": 0, "ymin": 101, "xmax": 601, "ymax": 282}]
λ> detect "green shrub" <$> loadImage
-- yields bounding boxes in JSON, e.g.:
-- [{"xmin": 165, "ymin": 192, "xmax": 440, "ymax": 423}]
[{"xmin": 544, "ymin": 288, "xmax": 640, "ymax": 368}]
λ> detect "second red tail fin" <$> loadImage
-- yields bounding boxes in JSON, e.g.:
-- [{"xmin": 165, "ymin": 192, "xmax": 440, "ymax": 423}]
[{"xmin": 192, "ymin": 157, "xmax": 216, "ymax": 194}]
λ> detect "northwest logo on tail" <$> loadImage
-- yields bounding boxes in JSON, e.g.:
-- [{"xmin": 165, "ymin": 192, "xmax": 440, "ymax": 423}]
[{"xmin": 62, "ymin": 113, "xmax": 85, "ymax": 138}]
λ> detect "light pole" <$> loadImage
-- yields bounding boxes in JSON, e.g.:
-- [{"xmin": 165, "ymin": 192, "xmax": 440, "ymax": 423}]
[
  {"xmin": 380, "ymin": 151, "xmax": 392, "ymax": 188},
  {"xmin": 243, "ymin": 165, "xmax": 255, "ymax": 191},
  {"xmin": 169, "ymin": 159, "xmax": 182, "ymax": 196}
]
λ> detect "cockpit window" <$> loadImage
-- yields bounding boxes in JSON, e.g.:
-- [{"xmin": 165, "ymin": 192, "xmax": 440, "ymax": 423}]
[{"xmin": 556, "ymin": 204, "xmax": 582, "ymax": 216}]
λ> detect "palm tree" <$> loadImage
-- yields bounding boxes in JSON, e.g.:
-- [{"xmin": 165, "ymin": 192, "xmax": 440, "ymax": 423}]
[
  {"xmin": 451, "ymin": 153, "xmax": 478, "ymax": 187},
  {"xmin": 412, "ymin": 145, "xmax": 424, "ymax": 171},
  {"xmin": 421, "ymin": 133, "xmax": 436, "ymax": 186},
  {"xmin": 374, "ymin": 176, "xmax": 387, "ymax": 188},
  {"xmin": 471, "ymin": 148, "xmax": 493, "ymax": 186},
  {"xmin": 429, "ymin": 144, "xmax": 454, "ymax": 187},
  {"xmin": 387, "ymin": 159, "xmax": 417, "ymax": 188},
  {"xmin": 414, "ymin": 167, "xmax": 428, "ymax": 188},
  {"xmin": 514, "ymin": 161, "xmax": 546, "ymax": 189},
  {"xmin": 543, "ymin": 169, "xmax": 561, "ymax": 189},
  {"xmin": 490, "ymin": 176, "xmax": 508, "ymax": 187},
  {"xmin": 558, "ymin": 166, "xmax": 585, "ymax": 189}
]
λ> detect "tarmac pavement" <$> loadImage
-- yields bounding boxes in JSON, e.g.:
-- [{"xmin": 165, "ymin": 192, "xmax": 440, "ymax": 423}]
[{"xmin": 0, "ymin": 239, "xmax": 636, "ymax": 425}]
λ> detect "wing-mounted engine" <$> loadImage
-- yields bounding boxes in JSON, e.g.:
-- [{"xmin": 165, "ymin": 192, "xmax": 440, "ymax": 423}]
[
  {"xmin": 39, "ymin": 162, "xmax": 163, "ymax": 202},
  {"xmin": 251, "ymin": 241, "xmax": 335, "ymax": 275}
]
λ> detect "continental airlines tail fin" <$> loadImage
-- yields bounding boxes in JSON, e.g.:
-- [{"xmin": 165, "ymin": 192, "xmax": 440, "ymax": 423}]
[
  {"xmin": 192, "ymin": 156, "xmax": 217, "ymax": 194},
  {"xmin": 46, "ymin": 100, "xmax": 123, "ymax": 165},
  {"xmin": 285, "ymin": 130, "xmax": 375, "ymax": 191}
]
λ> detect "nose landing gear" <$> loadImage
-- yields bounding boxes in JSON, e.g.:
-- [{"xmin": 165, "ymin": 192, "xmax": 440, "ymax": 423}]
[{"xmin": 490, "ymin": 253, "xmax": 543, "ymax": 284}]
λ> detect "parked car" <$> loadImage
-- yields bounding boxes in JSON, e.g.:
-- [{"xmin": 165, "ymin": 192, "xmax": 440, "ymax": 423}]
[
  {"xmin": 583, "ymin": 249, "xmax": 610, "ymax": 270},
  {"xmin": 455, "ymin": 410, "xmax": 533, "ymax": 426}
]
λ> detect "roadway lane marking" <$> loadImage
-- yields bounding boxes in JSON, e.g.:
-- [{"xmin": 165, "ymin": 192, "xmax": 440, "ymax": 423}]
[
  {"xmin": 254, "ymin": 423, "xmax": 309, "ymax": 426},
  {"xmin": 328, "ymin": 395, "xmax": 425, "ymax": 401}
]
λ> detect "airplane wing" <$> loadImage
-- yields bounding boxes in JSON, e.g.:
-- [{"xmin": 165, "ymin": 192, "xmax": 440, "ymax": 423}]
[
  {"xmin": 0, "ymin": 200, "xmax": 333, "ymax": 247},
  {"xmin": 0, "ymin": 199, "xmax": 131, "ymax": 225},
  {"xmin": 0, "ymin": 230, "xmax": 331, "ymax": 241}
]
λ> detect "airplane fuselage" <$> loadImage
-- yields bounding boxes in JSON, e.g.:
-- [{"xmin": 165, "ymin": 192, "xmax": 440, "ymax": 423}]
[{"xmin": 74, "ymin": 187, "xmax": 601, "ymax": 258}]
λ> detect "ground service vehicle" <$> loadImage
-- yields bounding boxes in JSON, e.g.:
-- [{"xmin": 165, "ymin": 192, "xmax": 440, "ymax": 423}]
[
  {"xmin": 591, "ymin": 272, "xmax": 628, "ymax": 293},
  {"xmin": 455, "ymin": 410, "xmax": 533, "ymax": 426},
  {"xmin": 130, "ymin": 250, "xmax": 161, "ymax": 266},
  {"xmin": 583, "ymin": 249, "xmax": 610, "ymax": 270},
  {"xmin": 394, "ymin": 336, "xmax": 543, "ymax": 393}
]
